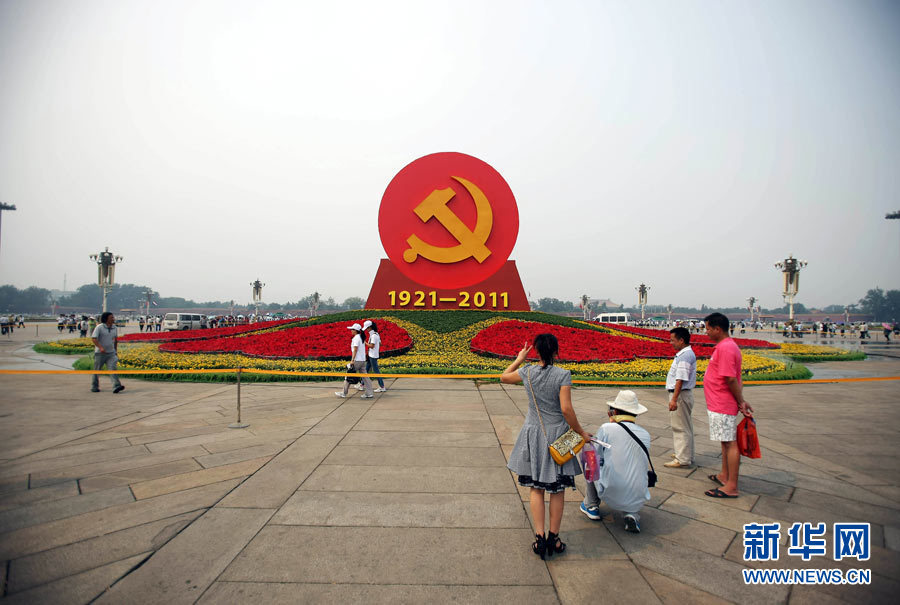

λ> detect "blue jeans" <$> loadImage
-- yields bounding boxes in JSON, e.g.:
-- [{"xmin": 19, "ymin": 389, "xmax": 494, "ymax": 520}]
[{"xmin": 366, "ymin": 357, "xmax": 384, "ymax": 388}]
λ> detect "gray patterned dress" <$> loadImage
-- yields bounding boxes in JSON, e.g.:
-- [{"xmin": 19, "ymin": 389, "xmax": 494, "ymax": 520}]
[{"xmin": 507, "ymin": 364, "xmax": 582, "ymax": 493}]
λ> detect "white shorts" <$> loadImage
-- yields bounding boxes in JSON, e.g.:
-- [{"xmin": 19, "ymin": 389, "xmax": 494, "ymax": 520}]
[{"xmin": 708, "ymin": 410, "xmax": 738, "ymax": 442}]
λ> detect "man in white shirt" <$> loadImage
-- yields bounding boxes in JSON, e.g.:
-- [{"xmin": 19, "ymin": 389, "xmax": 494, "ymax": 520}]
[
  {"xmin": 664, "ymin": 327, "xmax": 697, "ymax": 468},
  {"xmin": 580, "ymin": 391, "xmax": 652, "ymax": 533}
]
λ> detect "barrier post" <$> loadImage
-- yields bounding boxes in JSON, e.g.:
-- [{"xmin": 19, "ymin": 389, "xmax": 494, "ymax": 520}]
[
  {"xmin": 228, "ymin": 367, "xmax": 249, "ymax": 428},
  {"xmin": 35, "ymin": 324, "xmax": 39, "ymax": 337}
]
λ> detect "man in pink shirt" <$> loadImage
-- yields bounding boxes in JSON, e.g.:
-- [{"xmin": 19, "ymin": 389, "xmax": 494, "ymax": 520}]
[{"xmin": 702, "ymin": 313, "xmax": 754, "ymax": 498}]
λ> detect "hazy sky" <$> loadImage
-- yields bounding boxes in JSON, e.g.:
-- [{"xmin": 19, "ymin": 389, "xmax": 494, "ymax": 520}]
[{"xmin": 1, "ymin": 0, "xmax": 898, "ymax": 309}]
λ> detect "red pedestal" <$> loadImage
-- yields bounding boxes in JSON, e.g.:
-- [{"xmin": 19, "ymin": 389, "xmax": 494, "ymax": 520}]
[{"xmin": 365, "ymin": 259, "xmax": 529, "ymax": 311}]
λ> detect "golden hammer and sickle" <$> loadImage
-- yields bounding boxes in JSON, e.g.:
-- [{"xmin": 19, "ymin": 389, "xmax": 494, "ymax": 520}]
[{"xmin": 402, "ymin": 176, "xmax": 493, "ymax": 264}]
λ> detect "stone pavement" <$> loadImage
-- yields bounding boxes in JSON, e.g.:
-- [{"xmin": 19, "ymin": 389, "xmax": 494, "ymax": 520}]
[{"xmin": 0, "ymin": 340, "xmax": 899, "ymax": 603}]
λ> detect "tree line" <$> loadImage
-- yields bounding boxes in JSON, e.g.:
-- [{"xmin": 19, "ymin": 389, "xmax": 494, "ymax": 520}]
[{"xmin": 2, "ymin": 283, "xmax": 898, "ymax": 320}]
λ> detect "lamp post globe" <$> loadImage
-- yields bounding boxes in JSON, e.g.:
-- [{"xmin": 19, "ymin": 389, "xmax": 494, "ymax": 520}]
[{"xmin": 89, "ymin": 247, "xmax": 123, "ymax": 313}]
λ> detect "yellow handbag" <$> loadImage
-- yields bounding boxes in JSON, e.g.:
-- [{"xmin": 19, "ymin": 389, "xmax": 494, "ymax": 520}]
[{"xmin": 526, "ymin": 367, "xmax": 584, "ymax": 465}]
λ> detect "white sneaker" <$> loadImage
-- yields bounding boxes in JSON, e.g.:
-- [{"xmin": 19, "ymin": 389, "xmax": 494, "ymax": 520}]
[
  {"xmin": 355, "ymin": 384, "xmax": 364, "ymax": 390},
  {"xmin": 360, "ymin": 394, "xmax": 373, "ymax": 399},
  {"xmin": 334, "ymin": 392, "xmax": 347, "ymax": 398},
  {"xmin": 373, "ymin": 387, "xmax": 386, "ymax": 393}
]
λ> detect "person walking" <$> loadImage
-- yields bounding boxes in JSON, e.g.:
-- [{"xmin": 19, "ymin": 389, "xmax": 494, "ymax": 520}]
[
  {"xmin": 91, "ymin": 312, "xmax": 124, "ymax": 394},
  {"xmin": 664, "ymin": 327, "xmax": 696, "ymax": 469},
  {"xmin": 364, "ymin": 320, "xmax": 387, "ymax": 392},
  {"xmin": 580, "ymin": 390, "xmax": 653, "ymax": 533},
  {"xmin": 702, "ymin": 312, "xmax": 752, "ymax": 498},
  {"xmin": 138, "ymin": 316, "xmax": 145, "ymax": 332},
  {"xmin": 335, "ymin": 323, "xmax": 373, "ymax": 399},
  {"xmin": 503, "ymin": 334, "xmax": 590, "ymax": 560}
]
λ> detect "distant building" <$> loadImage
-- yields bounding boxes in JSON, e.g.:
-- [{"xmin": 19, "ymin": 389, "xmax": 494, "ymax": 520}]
[{"xmin": 590, "ymin": 298, "xmax": 624, "ymax": 310}]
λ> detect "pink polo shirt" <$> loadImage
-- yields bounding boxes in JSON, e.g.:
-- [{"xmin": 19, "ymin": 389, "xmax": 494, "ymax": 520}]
[{"xmin": 703, "ymin": 337, "xmax": 742, "ymax": 415}]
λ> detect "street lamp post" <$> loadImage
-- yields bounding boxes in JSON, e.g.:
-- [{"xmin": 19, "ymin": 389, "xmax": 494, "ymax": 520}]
[
  {"xmin": 747, "ymin": 297, "xmax": 757, "ymax": 322},
  {"xmin": 89, "ymin": 247, "xmax": 123, "ymax": 313},
  {"xmin": 309, "ymin": 292, "xmax": 320, "ymax": 318},
  {"xmin": 0, "ymin": 202, "xmax": 17, "ymax": 259},
  {"xmin": 581, "ymin": 294, "xmax": 590, "ymax": 321},
  {"xmin": 251, "ymin": 280, "xmax": 265, "ymax": 318},
  {"xmin": 774, "ymin": 255, "xmax": 807, "ymax": 322},
  {"xmin": 636, "ymin": 284, "xmax": 650, "ymax": 321},
  {"xmin": 666, "ymin": 304, "xmax": 673, "ymax": 325},
  {"xmin": 143, "ymin": 289, "xmax": 155, "ymax": 319}
]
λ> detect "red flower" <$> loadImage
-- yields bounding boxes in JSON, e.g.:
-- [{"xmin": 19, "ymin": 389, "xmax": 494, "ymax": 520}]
[
  {"xmin": 470, "ymin": 320, "xmax": 714, "ymax": 362},
  {"xmin": 599, "ymin": 324, "xmax": 778, "ymax": 349},
  {"xmin": 159, "ymin": 320, "xmax": 412, "ymax": 359}
]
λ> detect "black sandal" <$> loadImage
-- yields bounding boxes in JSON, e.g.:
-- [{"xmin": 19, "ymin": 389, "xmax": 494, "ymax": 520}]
[
  {"xmin": 546, "ymin": 531, "xmax": 566, "ymax": 556},
  {"xmin": 532, "ymin": 533, "xmax": 547, "ymax": 560}
]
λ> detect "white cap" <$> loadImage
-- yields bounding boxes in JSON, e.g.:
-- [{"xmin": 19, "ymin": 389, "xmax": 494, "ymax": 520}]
[
  {"xmin": 347, "ymin": 323, "xmax": 362, "ymax": 331},
  {"xmin": 363, "ymin": 320, "xmax": 373, "ymax": 330}
]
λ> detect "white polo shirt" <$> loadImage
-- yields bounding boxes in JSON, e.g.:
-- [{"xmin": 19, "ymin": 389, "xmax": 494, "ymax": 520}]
[{"xmin": 665, "ymin": 345, "xmax": 696, "ymax": 390}]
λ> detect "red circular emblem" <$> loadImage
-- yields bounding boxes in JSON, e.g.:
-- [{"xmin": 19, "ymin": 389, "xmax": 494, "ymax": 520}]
[{"xmin": 378, "ymin": 152, "xmax": 519, "ymax": 289}]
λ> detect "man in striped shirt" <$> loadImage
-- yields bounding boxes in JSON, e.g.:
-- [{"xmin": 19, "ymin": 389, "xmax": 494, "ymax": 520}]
[{"xmin": 664, "ymin": 327, "xmax": 696, "ymax": 468}]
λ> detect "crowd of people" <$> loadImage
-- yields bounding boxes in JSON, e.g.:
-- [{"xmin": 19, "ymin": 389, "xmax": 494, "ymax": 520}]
[{"xmin": 0, "ymin": 314, "xmax": 26, "ymax": 335}]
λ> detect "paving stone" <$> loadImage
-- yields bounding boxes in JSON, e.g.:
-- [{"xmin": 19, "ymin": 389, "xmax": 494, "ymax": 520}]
[
  {"xmin": 652, "ymin": 472, "xmax": 759, "ymax": 511},
  {"xmin": 603, "ymin": 505, "xmax": 736, "ymax": 557},
  {"xmin": 272, "ymin": 491, "xmax": 528, "ymax": 528},
  {"xmin": 303, "ymin": 465, "xmax": 512, "ymax": 493},
  {"xmin": 322, "ymin": 444, "xmax": 506, "ymax": 467},
  {"xmin": 660, "ymin": 493, "xmax": 785, "ymax": 538},
  {"xmin": 14, "ymin": 437, "xmax": 134, "ymax": 462},
  {"xmin": 482, "ymin": 399, "xmax": 521, "ymax": 415},
  {"xmin": 885, "ymin": 525, "xmax": 900, "ymax": 552},
  {"xmin": 789, "ymin": 488, "xmax": 899, "ymax": 527},
  {"xmin": 490, "ymin": 414, "xmax": 525, "ymax": 445},
  {"xmin": 362, "ymin": 409, "xmax": 489, "ymax": 421},
  {"xmin": 621, "ymin": 536, "xmax": 789, "ymax": 604},
  {"xmin": 723, "ymin": 537, "xmax": 900, "ymax": 602},
  {"xmin": 125, "ymin": 424, "xmax": 226, "ymax": 446},
  {"xmin": 0, "ymin": 485, "xmax": 135, "ymax": 533},
  {"xmin": 0, "ymin": 474, "xmax": 28, "ymax": 495},
  {"xmin": 198, "ymin": 582, "xmax": 559, "ymax": 604},
  {"xmin": 195, "ymin": 441, "xmax": 290, "ymax": 468},
  {"xmin": 306, "ymin": 401, "xmax": 373, "ymax": 435},
  {"xmin": 96, "ymin": 507, "xmax": 274, "ymax": 605},
  {"xmin": 751, "ymin": 495, "xmax": 886, "ymax": 548},
  {"xmin": 548, "ymin": 559, "xmax": 661, "ymax": 604},
  {"xmin": 341, "ymin": 430, "xmax": 498, "ymax": 447},
  {"xmin": 218, "ymin": 434, "xmax": 342, "ymax": 508},
  {"xmin": 6, "ymin": 510, "xmax": 202, "ymax": 592},
  {"xmin": 537, "ymin": 502, "xmax": 629, "ymax": 560},
  {"xmin": 131, "ymin": 456, "xmax": 271, "ymax": 499},
  {"xmin": 0, "ymin": 480, "xmax": 79, "ymax": 512},
  {"xmin": 1, "ymin": 552, "xmax": 148, "ymax": 605},
  {"xmin": 144, "ymin": 431, "xmax": 254, "ymax": 453},
  {"xmin": 0, "ymin": 444, "xmax": 151, "ymax": 479},
  {"xmin": 29, "ymin": 445, "xmax": 210, "ymax": 487},
  {"xmin": 354, "ymin": 417, "xmax": 494, "ymax": 432},
  {"xmin": 78, "ymin": 458, "xmax": 204, "ymax": 493},
  {"xmin": 0, "ymin": 478, "xmax": 241, "ymax": 560},
  {"xmin": 788, "ymin": 586, "xmax": 855, "ymax": 605},
  {"xmin": 638, "ymin": 566, "xmax": 731, "ymax": 604},
  {"xmin": 221, "ymin": 526, "xmax": 552, "ymax": 585}
]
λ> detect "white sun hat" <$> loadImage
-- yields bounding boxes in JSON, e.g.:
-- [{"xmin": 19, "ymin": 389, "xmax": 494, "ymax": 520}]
[
  {"xmin": 362, "ymin": 320, "xmax": 373, "ymax": 330},
  {"xmin": 347, "ymin": 323, "xmax": 363, "ymax": 331},
  {"xmin": 606, "ymin": 390, "xmax": 649, "ymax": 415}
]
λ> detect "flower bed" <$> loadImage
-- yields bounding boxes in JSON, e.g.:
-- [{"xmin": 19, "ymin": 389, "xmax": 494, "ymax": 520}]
[
  {"xmin": 40, "ymin": 310, "xmax": 817, "ymax": 383},
  {"xmin": 600, "ymin": 323, "xmax": 779, "ymax": 349},
  {"xmin": 119, "ymin": 319, "xmax": 296, "ymax": 342},
  {"xmin": 778, "ymin": 343, "xmax": 866, "ymax": 361},
  {"xmin": 470, "ymin": 320, "xmax": 715, "ymax": 362},
  {"xmin": 158, "ymin": 319, "xmax": 412, "ymax": 360}
]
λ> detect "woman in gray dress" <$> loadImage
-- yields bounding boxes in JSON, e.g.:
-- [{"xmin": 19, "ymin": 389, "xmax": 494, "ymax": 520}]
[{"xmin": 502, "ymin": 333, "xmax": 590, "ymax": 559}]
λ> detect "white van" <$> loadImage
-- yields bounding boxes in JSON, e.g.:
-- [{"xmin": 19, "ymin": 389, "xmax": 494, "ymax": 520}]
[
  {"xmin": 163, "ymin": 313, "xmax": 204, "ymax": 331},
  {"xmin": 594, "ymin": 312, "xmax": 632, "ymax": 324}
]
